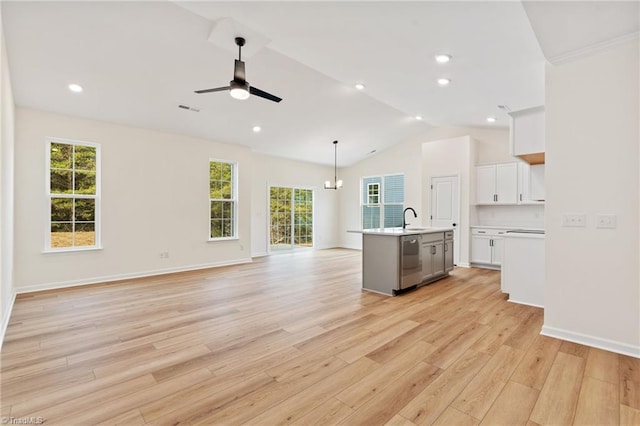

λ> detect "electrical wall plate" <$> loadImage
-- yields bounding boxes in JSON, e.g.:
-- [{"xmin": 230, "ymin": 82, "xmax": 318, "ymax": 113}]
[
  {"xmin": 562, "ymin": 213, "xmax": 587, "ymax": 227},
  {"xmin": 596, "ymin": 214, "xmax": 617, "ymax": 229}
]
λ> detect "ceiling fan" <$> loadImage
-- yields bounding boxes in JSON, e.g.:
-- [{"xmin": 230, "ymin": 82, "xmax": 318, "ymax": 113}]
[{"xmin": 194, "ymin": 37, "xmax": 282, "ymax": 103}]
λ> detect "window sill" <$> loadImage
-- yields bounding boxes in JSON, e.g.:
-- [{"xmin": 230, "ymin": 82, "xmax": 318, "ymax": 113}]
[
  {"xmin": 207, "ymin": 237, "xmax": 239, "ymax": 242},
  {"xmin": 42, "ymin": 246, "xmax": 103, "ymax": 254}
]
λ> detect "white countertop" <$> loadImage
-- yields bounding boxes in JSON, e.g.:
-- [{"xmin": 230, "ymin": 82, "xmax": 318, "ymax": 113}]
[
  {"xmin": 348, "ymin": 227, "xmax": 453, "ymax": 236},
  {"xmin": 502, "ymin": 231, "xmax": 545, "ymax": 239},
  {"xmin": 471, "ymin": 225, "xmax": 544, "ymax": 232}
]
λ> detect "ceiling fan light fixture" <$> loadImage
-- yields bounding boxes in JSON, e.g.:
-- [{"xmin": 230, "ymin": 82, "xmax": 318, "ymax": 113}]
[
  {"xmin": 194, "ymin": 37, "xmax": 282, "ymax": 103},
  {"xmin": 229, "ymin": 81, "xmax": 250, "ymax": 100}
]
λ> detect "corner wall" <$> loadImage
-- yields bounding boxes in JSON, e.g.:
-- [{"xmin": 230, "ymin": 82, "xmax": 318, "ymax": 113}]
[
  {"xmin": 421, "ymin": 136, "xmax": 473, "ymax": 267},
  {"xmin": 0, "ymin": 12, "xmax": 16, "ymax": 347},
  {"xmin": 544, "ymin": 39, "xmax": 640, "ymax": 356}
]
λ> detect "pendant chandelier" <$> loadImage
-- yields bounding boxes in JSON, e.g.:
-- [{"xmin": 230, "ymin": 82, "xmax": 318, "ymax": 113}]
[{"xmin": 324, "ymin": 140, "xmax": 343, "ymax": 190}]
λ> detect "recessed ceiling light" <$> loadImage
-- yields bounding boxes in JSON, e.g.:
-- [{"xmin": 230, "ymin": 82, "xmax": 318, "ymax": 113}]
[
  {"xmin": 437, "ymin": 78, "xmax": 451, "ymax": 86},
  {"xmin": 486, "ymin": 116, "xmax": 497, "ymax": 123},
  {"xmin": 252, "ymin": 126, "xmax": 261, "ymax": 133},
  {"xmin": 435, "ymin": 54, "xmax": 452, "ymax": 63},
  {"xmin": 68, "ymin": 83, "xmax": 83, "ymax": 93},
  {"xmin": 355, "ymin": 83, "xmax": 365, "ymax": 90},
  {"xmin": 415, "ymin": 115, "xmax": 423, "ymax": 121}
]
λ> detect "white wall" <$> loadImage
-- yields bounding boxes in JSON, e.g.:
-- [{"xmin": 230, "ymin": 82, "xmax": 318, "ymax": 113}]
[
  {"xmin": 250, "ymin": 153, "xmax": 338, "ymax": 256},
  {"xmin": 0, "ymin": 12, "xmax": 16, "ymax": 346},
  {"xmin": 14, "ymin": 108, "xmax": 254, "ymax": 292},
  {"xmin": 422, "ymin": 136, "xmax": 473, "ymax": 267},
  {"xmin": 475, "ymin": 205, "xmax": 544, "ymax": 228},
  {"xmin": 339, "ymin": 126, "xmax": 509, "ymax": 250},
  {"xmin": 544, "ymin": 39, "xmax": 639, "ymax": 356}
]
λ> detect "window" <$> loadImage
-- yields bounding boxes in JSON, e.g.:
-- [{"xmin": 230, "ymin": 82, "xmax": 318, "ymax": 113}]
[
  {"xmin": 47, "ymin": 139, "xmax": 100, "ymax": 250},
  {"xmin": 209, "ymin": 160, "xmax": 237, "ymax": 239},
  {"xmin": 361, "ymin": 174, "xmax": 404, "ymax": 229},
  {"xmin": 269, "ymin": 186, "xmax": 313, "ymax": 250},
  {"xmin": 367, "ymin": 183, "xmax": 380, "ymax": 204}
]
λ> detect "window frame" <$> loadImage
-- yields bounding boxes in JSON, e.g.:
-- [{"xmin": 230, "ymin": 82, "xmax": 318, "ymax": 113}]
[
  {"xmin": 45, "ymin": 137, "xmax": 101, "ymax": 253},
  {"xmin": 361, "ymin": 173, "xmax": 405, "ymax": 230},
  {"xmin": 366, "ymin": 182, "xmax": 380, "ymax": 205},
  {"xmin": 208, "ymin": 159, "xmax": 238, "ymax": 241}
]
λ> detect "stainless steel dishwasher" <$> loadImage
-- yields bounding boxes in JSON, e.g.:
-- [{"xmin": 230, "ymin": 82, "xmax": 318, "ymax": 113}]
[{"xmin": 400, "ymin": 234, "xmax": 422, "ymax": 289}]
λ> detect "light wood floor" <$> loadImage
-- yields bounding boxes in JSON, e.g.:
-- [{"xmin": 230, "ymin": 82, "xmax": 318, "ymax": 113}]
[{"xmin": 1, "ymin": 249, "xmax": 639, "ymax": 425}]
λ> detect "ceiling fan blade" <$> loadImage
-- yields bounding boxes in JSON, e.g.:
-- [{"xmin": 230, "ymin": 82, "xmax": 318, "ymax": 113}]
[
  {"xmin": 194, "ymin": 86, "xmax": 230, "ymax": 94},
  {"xmin": 249, "ymin": 86, "xmax": 282, "ymax": 103},
  {"xmin": 234, "ymin": 60, "xmax": 246, "ymax": 82}
]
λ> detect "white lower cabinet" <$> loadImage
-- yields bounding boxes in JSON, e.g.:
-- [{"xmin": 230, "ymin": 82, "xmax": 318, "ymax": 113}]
[{"xmin": 470, "ymin": 228, "xmax": 507, "ymax": 268}]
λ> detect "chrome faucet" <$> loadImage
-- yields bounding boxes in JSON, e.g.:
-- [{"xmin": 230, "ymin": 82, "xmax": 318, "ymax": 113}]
[{"xmin": 403, "ymin": 207, "xmax": 417, "ymax": 229}]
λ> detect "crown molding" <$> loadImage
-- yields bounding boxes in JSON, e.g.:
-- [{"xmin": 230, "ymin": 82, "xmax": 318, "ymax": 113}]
[{"xmin": 548, "ymin": 31, "xmax": 639, "ymax": 65}]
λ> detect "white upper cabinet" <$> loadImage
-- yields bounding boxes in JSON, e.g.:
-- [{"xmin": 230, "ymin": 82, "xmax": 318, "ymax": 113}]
[
  {"xmin": 509, "ymin": 106, "xmax": 545, "ymax": 165},
  {"xmin": 475, "ymin": 163, "xmax": 518, "ymax": 205},
  {"xmin": 496, "ymin": 163, "xmax": 518, "ymax": 204},
  {"xmin": 518, "ymin": 162, "xmax": 545, "ymax": 204},
  {"xmin": 530, "ymin": 164, "xmax": 545, "ymax": 201},
  {"xmin": 476, "ymin": 165, "xmax": 497, "ymax": 204}
]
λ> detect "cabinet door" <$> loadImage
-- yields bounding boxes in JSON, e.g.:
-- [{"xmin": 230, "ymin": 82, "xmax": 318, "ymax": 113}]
[
  {"xmin": 444, "ymin": 240, "xmax": 454, "ymax": 272},
  {"xmin": 530, "ymin": 164, "xmax": 545, "ymax": 201},
  {"xmin": 496, "ymin": 163, "xmax": 518, "ymax": 204},
  {"xmin": 471, "ymin": 236, "xmax": 492, "ymax": 264},
  {"xmin": 432, "ymin": 242, "xmax": 444, "ymax": 276},
  {"xmin": 518, "ymin": 162, "xmax": 530, "ymax": 204},
  {"xmin": 476, "ymin": 165, "xmax": 496, "ymax": 204},
  {"xmin": 492, "ymin": 237, "xmax": 504, "ymax": 266},
  {"xmin": 421, "ymin": 242, "xmax": 434, "ymax": 281}
]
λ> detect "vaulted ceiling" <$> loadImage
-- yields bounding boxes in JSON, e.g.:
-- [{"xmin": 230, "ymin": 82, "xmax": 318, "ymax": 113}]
[{"xmin": 1, "ymin": 1, "xmax": 636, "ymax": 166}]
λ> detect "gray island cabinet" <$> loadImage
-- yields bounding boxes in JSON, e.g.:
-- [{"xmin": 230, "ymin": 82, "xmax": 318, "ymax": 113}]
[{"xmin": 353, "ymin": 228, "xmax": 454, "ymax": 296}]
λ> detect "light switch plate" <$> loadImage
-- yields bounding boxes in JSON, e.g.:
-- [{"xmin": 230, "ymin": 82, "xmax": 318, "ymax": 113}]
[
  {"xmin": 596, "ymin": 214, "xmax": 617, "ymax": 229},
  {"xmin": 562, "ymin": 213, "xmax": 587, "ymax": 227}
]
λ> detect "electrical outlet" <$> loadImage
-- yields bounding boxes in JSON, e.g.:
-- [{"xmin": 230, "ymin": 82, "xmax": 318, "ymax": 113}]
[
  {"xmin": 596, "ymin": 214, "xmax": 617, "ymax": 229},
  {"xmin": 562, "ymin": 213, "xmax": 587, "ymax": 227},
  {"xmin": 159, "ymin": 251, "xmax": 169, "ymax": 259}
]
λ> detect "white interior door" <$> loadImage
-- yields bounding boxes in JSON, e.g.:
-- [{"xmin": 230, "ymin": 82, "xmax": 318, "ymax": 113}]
[{"xmin": 430, "ymin": 175, "xmax": 460, "ymax": 265}]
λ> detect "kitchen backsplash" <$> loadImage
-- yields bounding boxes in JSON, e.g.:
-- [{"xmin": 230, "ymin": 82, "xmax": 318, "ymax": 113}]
[{"xmin": 475, "ymin": 204, "xmax": 544, "ymax": 228}]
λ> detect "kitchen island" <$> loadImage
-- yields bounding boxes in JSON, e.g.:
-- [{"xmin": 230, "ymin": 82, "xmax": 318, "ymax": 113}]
[{"xmin": 350, "ymin": 228, "xmax": 454, "ymax": 296}]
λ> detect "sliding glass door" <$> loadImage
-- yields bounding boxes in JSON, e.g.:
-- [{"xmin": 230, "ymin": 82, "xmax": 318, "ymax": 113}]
[{"xmin": 269, "ymin": 186, "xmax": 313, "ymax": 251}]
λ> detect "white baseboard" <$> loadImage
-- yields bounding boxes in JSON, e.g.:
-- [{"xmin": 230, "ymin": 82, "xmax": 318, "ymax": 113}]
[
  {"xmin": 542, "ymin": 325, "xmax": 640, "ymax": 358},
  {"xmin": 16, "ymin": 258, "xmax": 253, "ymax": 294},
  {"xmin": 339, "ymin": 244, "xmax": 362, "ymax": 251},
  {"xmin": 507, "ymin": 298, "xmax": 543, "ymax": 309},
  {"xmin": 456, "ymin": 262, "xmax": 471, "ymax": 268},
  {"xmin": 251, "ymin": 251, "xmax": 269, "ymax": 258},
  {"xmin": 469, "ymin": 263, "xmax": 500, "ymax": 271},
  {"xmin": 1, "ymin": 290, "xmax": 17, "ymax": 351}
]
